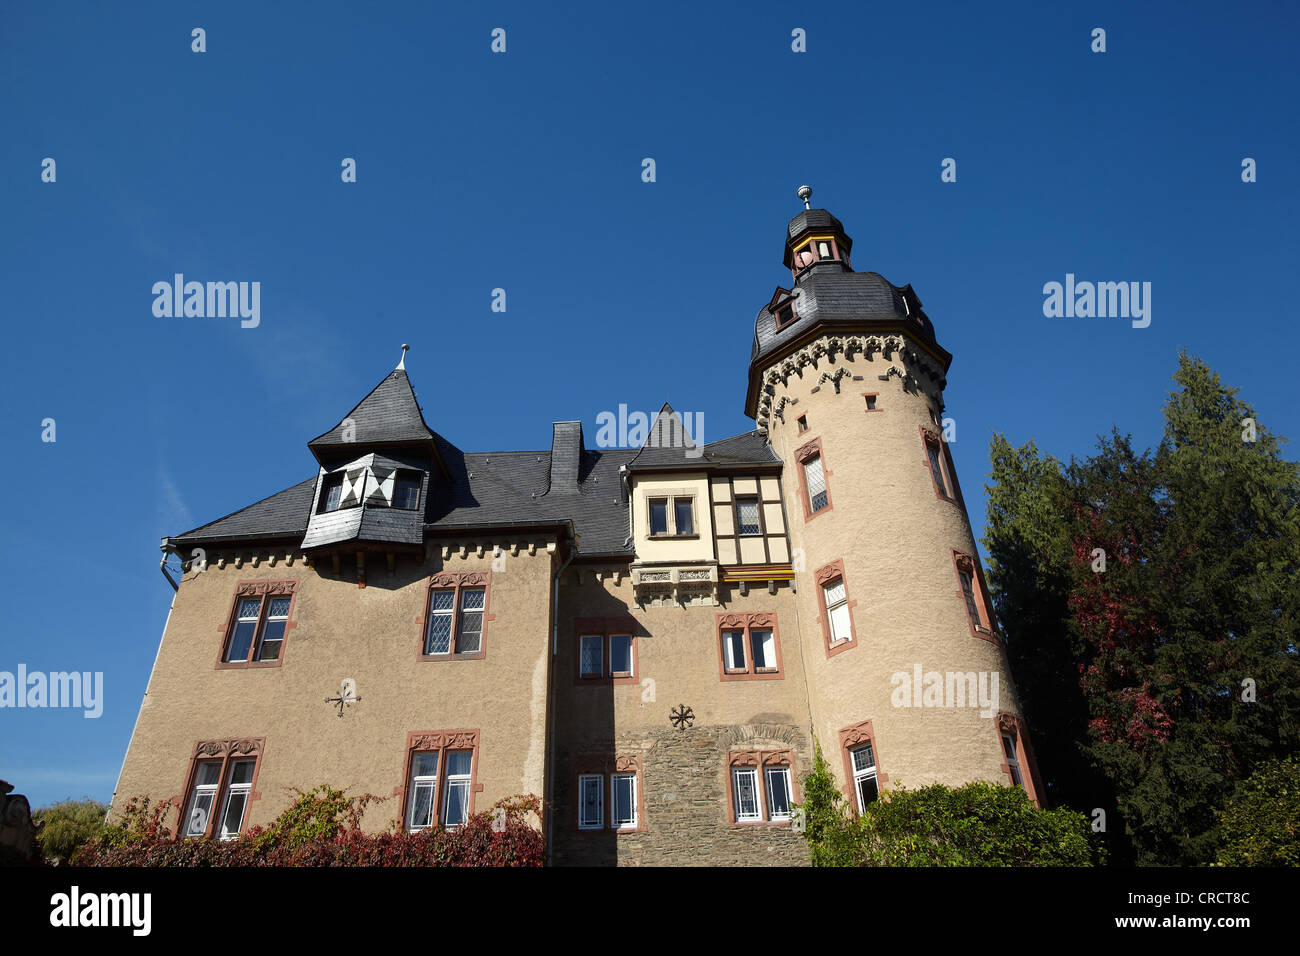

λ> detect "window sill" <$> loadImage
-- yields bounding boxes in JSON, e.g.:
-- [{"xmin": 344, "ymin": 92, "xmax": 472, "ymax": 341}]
[
  {"xmin": 419, "ymin": 652, "xmax": 486, "ymax": 662},
  {"xmin": 648, "ymin": 533, "xmax": 700, "ymax": 540}
]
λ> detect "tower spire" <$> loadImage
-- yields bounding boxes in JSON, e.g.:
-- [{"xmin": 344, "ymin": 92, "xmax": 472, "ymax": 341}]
[
  {"xmin": 397, "ymin": 343, "xmax": 409, "ymax": 370},
  {"xmin": 797, "ymin": 184, "xmax": 812, "ymax": 210}
]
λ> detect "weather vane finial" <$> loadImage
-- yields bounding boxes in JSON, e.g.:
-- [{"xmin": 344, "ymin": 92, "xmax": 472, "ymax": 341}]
[
  {"xmin": 797, "ymin": 185, "xmax": 812, "ymax": 210},
  {"xmin": 397, "ymin": 343, "xmax": 409, "ymax": 370}
]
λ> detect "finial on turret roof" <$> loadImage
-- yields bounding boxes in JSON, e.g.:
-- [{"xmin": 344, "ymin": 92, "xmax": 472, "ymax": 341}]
[
  {"xmin": 397, "ymin": 343, "xmax": 409, "ymax": 370},
  {"xmin": 797, "ymin": 185, "xmax": 812, "ymax": 210}
]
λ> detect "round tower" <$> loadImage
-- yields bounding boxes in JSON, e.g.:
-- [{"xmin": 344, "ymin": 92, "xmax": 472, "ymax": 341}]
[{"xmin": 745, "ymin": 188, "xmax": 1043, "ymax": 810}]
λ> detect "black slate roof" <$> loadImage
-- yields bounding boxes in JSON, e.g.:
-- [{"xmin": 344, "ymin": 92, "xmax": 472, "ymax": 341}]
[
  {"xmin": 172, "ymin": 421, "xmax": 781, "ymax": 557},
  {"xmin": 308, "ymin": 369, "xmax": 436, "ymax": 453},
  {"xmin": 750, "ymin": 270, "xmax": 940, "ymax": 369}
]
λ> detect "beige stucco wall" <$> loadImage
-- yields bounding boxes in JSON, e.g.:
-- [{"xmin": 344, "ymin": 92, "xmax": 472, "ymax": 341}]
[
  {"xmin": 631, "ymin": 474, "xmax": 714, "ymax": 563},
  {"xmin": 111, "ymin": 540, "xmax": 557, "ymax": 833},
  {"xmin": 765, "ymin": 340, "xmax": 1027, "ymax": 800}
]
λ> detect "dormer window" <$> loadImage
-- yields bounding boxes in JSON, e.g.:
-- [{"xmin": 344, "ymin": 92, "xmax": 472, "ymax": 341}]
[
  {"xmin": 392, "ymin": 470, "xmax": 422, "ymax": 510},
  {"xmin": 318, "ymin": 473, "xmax": 344, "ymax": 513},
  {"xmin": 775, "ymin": 303, "xmax": 796, "ymax": 331}
]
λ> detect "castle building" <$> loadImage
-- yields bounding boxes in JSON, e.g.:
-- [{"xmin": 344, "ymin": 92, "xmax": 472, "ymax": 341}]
[{"xmin": 112, "ymin": 192, "xmax": 1043, "ymax": 866}]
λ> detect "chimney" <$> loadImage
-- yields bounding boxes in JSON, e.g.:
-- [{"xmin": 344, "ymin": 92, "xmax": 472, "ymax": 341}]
[{"xmin": 548, "ymin": 422, "xmax": 584, "ymax": 495}]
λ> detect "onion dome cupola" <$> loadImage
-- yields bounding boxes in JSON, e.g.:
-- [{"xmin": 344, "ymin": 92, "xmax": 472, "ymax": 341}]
[
  {"xmin": 300, "ymin": 346, "xmax": 448, "ymax": 555},
  {"xmin": 745, "ymin": 187, "xmax": 952, "ymax": 425}
]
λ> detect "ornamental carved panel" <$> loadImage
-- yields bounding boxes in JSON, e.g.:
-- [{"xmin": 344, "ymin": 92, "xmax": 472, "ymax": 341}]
[
  {"xmin": 194, "ymin": 738, "xmax": 263, "ymax": 758},
  {"xmin": 997, "ymin": 713, "xmax": 1018, "ymax": 735},
  {"xmin": 814, "ymin": 561, "xmax": 844, "ymax": 586},
  {"xmin": 614, "ymin": 754, "xmax": 642, "ymax": 773},
  {"xmin": 793, "ymin": 439, "xmax": 820, "ymax": 462},
  {"xmin": 428, "ymin": 570, "xmax": 490, "ymax": 589},
  {"xmin": 954, "ymin": 553, "xmax": 975, "ymax": 574},
  {"xmin": 840, "ymin": 721, "xmax": 874, "ymax": 749},
  {"xmin": 235, "ymin": 581, "xmax": 297, "ymax": 598},
  {"xmin": 718, "ymin": 612, "xmax": 777, "ymax": 629},
  {"xmin": 761, "ymin": 751, "xmax": 792, "ymax": 767},
  {"xmin": 729, "ymin": 750, "xmax": 761, "ymax": 767},
  {"xmin": 409, "ymin": 730, "xmax": 480, "ymax": 752}
]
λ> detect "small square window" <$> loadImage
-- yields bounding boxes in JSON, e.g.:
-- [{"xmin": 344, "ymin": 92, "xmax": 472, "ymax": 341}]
[
  {"xmin": 736, "ymin": 497, "xmax": 761, "ymax": 536},
  {"xmin": 797, "ymin": 415, "xmax": 808, "ymax": 432},
  {"xmin": 775, "ymin": 304, "xmax": 796, "ymax": 330},
  {"xmin": 865, "ymin": 395, "xmax": 877, "ymax": 411}
]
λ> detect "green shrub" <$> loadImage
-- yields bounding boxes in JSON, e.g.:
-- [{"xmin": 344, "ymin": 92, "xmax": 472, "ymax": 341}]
[
  {"xmin": 34, "ymin": 798, "xmax": 108, "ymax": 864},
  {"xmin": 795, "ymin": 743, "xmax": 1102, "ymax": 866},
  {"xmin": 1216, "ymin": 754, "xmax": 1300, "ymax": 866}
]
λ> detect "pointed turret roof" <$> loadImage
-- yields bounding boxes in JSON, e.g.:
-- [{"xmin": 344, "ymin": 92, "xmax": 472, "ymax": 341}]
[{"xmin": 307, "ymin": 367, "xmax": 437, "ymax": 457}]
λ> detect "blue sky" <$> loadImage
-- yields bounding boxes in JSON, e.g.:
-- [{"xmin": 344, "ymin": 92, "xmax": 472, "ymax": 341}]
[{"xmin": 1, "ymin": 0, "xmax": 1296, "ymax": 809}]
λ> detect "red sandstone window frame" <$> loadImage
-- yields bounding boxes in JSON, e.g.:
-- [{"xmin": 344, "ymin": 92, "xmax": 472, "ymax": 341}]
[
  {"xmin": 215, "ymin": 581, "xmax": 298, "ymax": 670},
  {"xmin": 793, "ymin": 437, "xmax": 832, "ymax": 521},
  {"xmin": 837, "ymin": 720, "xmax": 889, "ymax": 816},
  {"xmin": 814, "ymin": 559, "xmax": 858, "ymax": 658},
  {"xmin": 177, "ymin": 738, "xmax": 265, "ymax": 840},
  {"xmin": 726, "ymin": 749, "xmax": 798, "ymax": 826},
  {"xmin": 715, "ymin": 612, "xmax": 784, "ymax": 682},
  {"xmin": 950, "ymin": 550, "xmax": 999, "ymax": 644},
  {"xmin": 573, "ymin": 755, "xmax": 646, "ymax": 834},
  {"xmin": 395, "ymin": 730, "xmax": 482, "ymax": 831},
  {"xmin": 416, "ymin": 570, "xmax": 493, "ymax": 661},
  {"xmin": 862, "ymin": 392, "xmax": 880, "ymax": 413},
  {"xmin": 995, "ymin": 713, "xmax": 1044, "ymax": 808},
  {"xmin": 573, "ymin": 617, "xmax": 639, "ymax": 685},
  {"xmin": 919, "ymin": 426, "xmax": 963, "ymax": 505}
]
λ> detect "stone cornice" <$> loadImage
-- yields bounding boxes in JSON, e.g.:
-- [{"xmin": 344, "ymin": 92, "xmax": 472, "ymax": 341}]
[{"xmin": 750, "ymin": 331, "xmax": 949, "ymax": 431}]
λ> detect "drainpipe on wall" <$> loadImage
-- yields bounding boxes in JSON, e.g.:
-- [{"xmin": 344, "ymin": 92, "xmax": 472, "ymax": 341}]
[
  {"xmin": 159, "ymin": 536, "xmax": 179, "ymax": 592},
  {"xmin": 545, "ymin": 537, "xmax": 576, "ymax": 867}
]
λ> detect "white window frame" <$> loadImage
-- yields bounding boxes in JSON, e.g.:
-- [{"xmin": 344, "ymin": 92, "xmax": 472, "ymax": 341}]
[
  {"xmin": 578, "ymin": 774, "xmax": 604, "ymax": 830},
  {"xmin": 824, "ymin": 578, "xmax": 852, "ymax": 644},
  {"xmin": 217, "ymin": 759, "xmax": 255, "ymax": 840},
  {"xmin": 184, "ymin": 761, "xmax": 222, "ymax": 838},
  {"xmin": 1003, "ymin": 733, "xmax": 1024, "ymax": 789},
  {"xmin": 732, "ymin": 766, "xmax": 763, "ymax": 822},
  {"xmin": 441, "ymin": 750, "xmax": 473, "ymax": 828},
  {"xmin": 765, "ymin": 766, "xmax": 792, "ymax": 821},
  {"xmin": 455, "ymin": 588, "xmax": 485, "ymax": 654},
  {"xmin": 406, "ymin": 752, "xmax": 440, "ymax": 831},
  {"xmin": 851, "ymin": 744, "xmax": 879, "ymax": 813},
  {"xmin": 424, "ymin": 590, "xmax": 456, "ymax": 655},
  {"xmin": 611, "ymin": 772, "xmax": 638, "ymax": 830},
  {"xmin": 751, "ymin": 629, "xmax": 776, "ymax": 671},
  {"xmin": 723, "ymin": 629, "xmax": 747, "ymax": 671}
]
